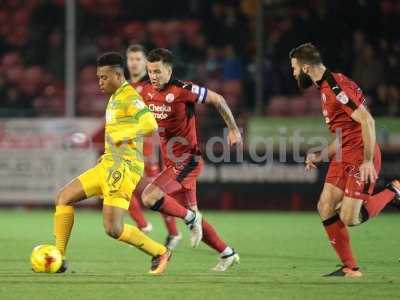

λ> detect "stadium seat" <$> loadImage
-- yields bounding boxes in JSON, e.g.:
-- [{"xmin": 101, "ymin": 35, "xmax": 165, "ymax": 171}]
[
  {"xmin": 265, "ymin": 96, "xmax": 290, "ymax": 116},
  {"xmin": 123, "ymin": 21, "xmax": 145, "ymax": 41},
  {"xmin": 288, "ymin": 97, "xmax": 308, "ymax": 116},
  {"xmin": 303, "ymin": 88, "xmax": 322, "ymax": 115}
]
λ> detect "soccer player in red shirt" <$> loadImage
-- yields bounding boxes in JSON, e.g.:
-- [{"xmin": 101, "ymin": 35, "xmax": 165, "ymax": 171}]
[
  {"xmin": 140, "ymin": 48, "xmax": 242, "ymax": 271},
  {"xmin": 126, "ymin": 45, "xmax": 182, "ymax": 250},
  {"xmin": 290, "ymin": 43, "xmax": 400, "ymax": 277}
]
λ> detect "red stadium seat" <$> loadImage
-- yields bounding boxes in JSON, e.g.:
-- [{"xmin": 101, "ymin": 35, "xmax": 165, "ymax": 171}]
[
  {"xmin": 1, "ymin": 52, "xmax": 23, "ymax": 69},
  {"xmin": 265, "ymin": 96, "xmax": 290, "ymax": 116},
  {"xmin": 288, "ymin": 97, "xmax": 308, "ymax": 116},
  {"xmin": 205, "ymin": 79, "xmax": 223, "ymax": 94},
  {"xmin": 5, "ymin": 66, "xmax": 23, "ymax": 84},
  {"xmin": 182, "ymin": 19, "xmax": 202, "ymax": 37},
  {"xmin": 147, "ymin": 20, "xmax": 164, "ymax": 35},
  {"xmin": 123, "ymin": 21, "xmax": 145, "ymax": 41},
  {"xmin": 222, "ymin": 80, "xmax": 242, "ymax": 96},
  {"xmin": 303, "ymin": 88, "xmax": 322, "ymax": 115}
]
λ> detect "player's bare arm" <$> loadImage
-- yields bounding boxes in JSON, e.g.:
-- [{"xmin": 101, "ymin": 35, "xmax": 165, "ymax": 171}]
[
  {"xmin": 204, "ymin": 89, "xmax": 242, "ymax": 147},
  {"xmin": 350, "ymin": 104, "xmax": 377, "ymax": 183},
  {"xmin": 305, "ymin": 138, "xmax": 338, "ymax": 171}
]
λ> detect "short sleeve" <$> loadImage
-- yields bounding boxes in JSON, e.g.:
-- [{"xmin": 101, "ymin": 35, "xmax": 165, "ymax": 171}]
[
  {"xmin": 181, "ymin": 82, "xmax": 208, "ymax": 104},
  {"xmin": 335, "ymin": 78, "xmax": 365, "ymax": 116}
]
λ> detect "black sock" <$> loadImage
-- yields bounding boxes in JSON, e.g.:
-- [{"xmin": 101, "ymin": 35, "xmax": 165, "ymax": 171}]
[{"xmin": 150, "ymin": 197, "xmax": 164, "ymax": 211}]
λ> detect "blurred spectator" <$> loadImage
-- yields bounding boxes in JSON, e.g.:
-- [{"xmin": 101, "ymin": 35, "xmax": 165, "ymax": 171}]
[
  {"xmin": 352, "ymin": 44, "xmax": 384, "ymax": 95},
  {"xmin": 222, "ymin": 45, "xmax": 242, "ymax": 81},
  {"xmin": 47, "ymin": 31, "xmax": 65, "ymax": 80},
  {"xmin": 374, "ymin": 84, "xmax": 400, "ymax": 117}
]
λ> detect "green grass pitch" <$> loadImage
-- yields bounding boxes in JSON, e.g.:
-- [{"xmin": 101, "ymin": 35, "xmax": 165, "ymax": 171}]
[{"xmin": 0, "ymin": 210, "xmax": 399, "ymax": 300}]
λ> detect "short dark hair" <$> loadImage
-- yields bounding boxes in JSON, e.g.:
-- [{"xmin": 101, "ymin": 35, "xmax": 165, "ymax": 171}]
[
  {"xmin": 289, "ymin": 43, "xmax": 322, "ymax": 65},
  {"xmin": 147, "ymin": 48, "xmax": 173, "ymax": 66},
  {"xmin": 97, "ymin": 52, "xmax": 124, "ymax": 68},
  {"xmin": 126, "ymin": 44, "xmax": 146, "ymax": 55}
]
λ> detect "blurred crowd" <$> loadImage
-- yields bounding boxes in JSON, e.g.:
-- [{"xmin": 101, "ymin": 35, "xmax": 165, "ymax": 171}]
[
  {"xmin": 262, "ymin": 0, "xmax": 400, "ymax": 118},
  {"xmin": 0, "ymin": 0, "xmax": 400, "ymax": 118},
  {"xmin": 0, "ymin": 0, "xmax": 65, "ymax": 116}
]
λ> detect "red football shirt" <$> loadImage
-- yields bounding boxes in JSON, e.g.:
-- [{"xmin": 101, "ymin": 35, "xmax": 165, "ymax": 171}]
[
  {"xmin": 140, "ymin": 78, "xmax": 207, "ymax": 168},
  {"xmin": 317, "ymin": 70, "xmax": 378, "ymax": 163},
  {"xmin": 131, "ymin": 75, "xmax": 161, "ymax": 174},
  {"xmin": 131, "ymin": 74, "xmax": 149, "ymax": 94}
]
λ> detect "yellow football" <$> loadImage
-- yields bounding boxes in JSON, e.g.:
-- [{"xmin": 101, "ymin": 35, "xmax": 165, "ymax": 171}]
[{"xmin": 30, "ymin": 245, "xmax": 62, "ymax": 273}]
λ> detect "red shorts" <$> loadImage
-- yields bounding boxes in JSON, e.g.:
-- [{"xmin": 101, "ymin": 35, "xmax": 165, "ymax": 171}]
[
  {"xmin": 325, "ymin": 148, "xmax": 381, "ymax": 200},
  {"xmin": 153, "ymin": 156, "xmax": 203, "ymax": 208},
  {"xmin": 144, "ymin": 162, "xmax": 161, "ymax": 178},
  {"xmin": 131, "ymin": 162, "xmax": 161, "ymax": 198}
]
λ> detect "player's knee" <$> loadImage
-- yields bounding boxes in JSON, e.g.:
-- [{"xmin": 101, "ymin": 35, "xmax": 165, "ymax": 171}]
[
  {"xmin": 141, "ymin": 188, "xmax": 151, "ymax": 207},
  {"xmin": 56, "ymin": 189, "xmax": 73, "ymax": 206},
  {"xmin": 104, "ymin": 223, "xmax": 123, "ymax": 239},
  {"xmin": 339, "ymin": 211, "xmax": 358, "ymax": 226},
  {"xmin": 317, "ymin": 199, "xmax": 334, "ymax": 217},
  {"xmin": 142, "ymin": 185, "xmax": 156, "ymax": 207}
]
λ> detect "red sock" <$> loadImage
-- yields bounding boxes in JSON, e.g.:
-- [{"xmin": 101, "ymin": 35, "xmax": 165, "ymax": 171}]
[
  {"xmin": 202, "ymin": 219, "xmax": 227, "ymax": 253},
  {"xmin": 323, "ymin": 214, "xmax": 357, "ymax": 269},
  {"xmin": 364, "ymin": 189, "xmax": 395, "ymax": 219},
  {"xmin": 128, "ymin": 195, "xmax": 148, "ymax": 228},
  {"xmin": 152, "ymin": 197, "xmax": 188, "ymax": 219},
  {"xmin": 162, "ymin": 214, "xmax": 179, "ymax": 236}
]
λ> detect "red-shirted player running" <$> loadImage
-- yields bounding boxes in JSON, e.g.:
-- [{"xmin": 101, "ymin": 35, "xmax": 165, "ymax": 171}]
[
  {"xmin": 290, "ymin": 43, "xmax": 400, "ymax": 277},
  {"xmin": 140, "ymin": 48, "xmax": 242, "ymax": 271},
  {"xmin": 125, "ymin": 45, "xmax": 182, "ymax": 250}
]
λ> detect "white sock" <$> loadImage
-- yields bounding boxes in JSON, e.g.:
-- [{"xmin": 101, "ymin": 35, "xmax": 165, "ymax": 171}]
[
  {"xmin": 184, "ymin": 210, "xmax": 195, "ymax": 223},
  {"xmin": 221, "ymin": 246, "xmax": 234, "ymax": 257}
]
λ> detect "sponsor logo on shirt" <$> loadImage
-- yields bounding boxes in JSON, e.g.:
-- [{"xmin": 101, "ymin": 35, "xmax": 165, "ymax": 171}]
[{"xmin": 148, "ymin": 103, "xmax": 171, "ymax": 120}]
